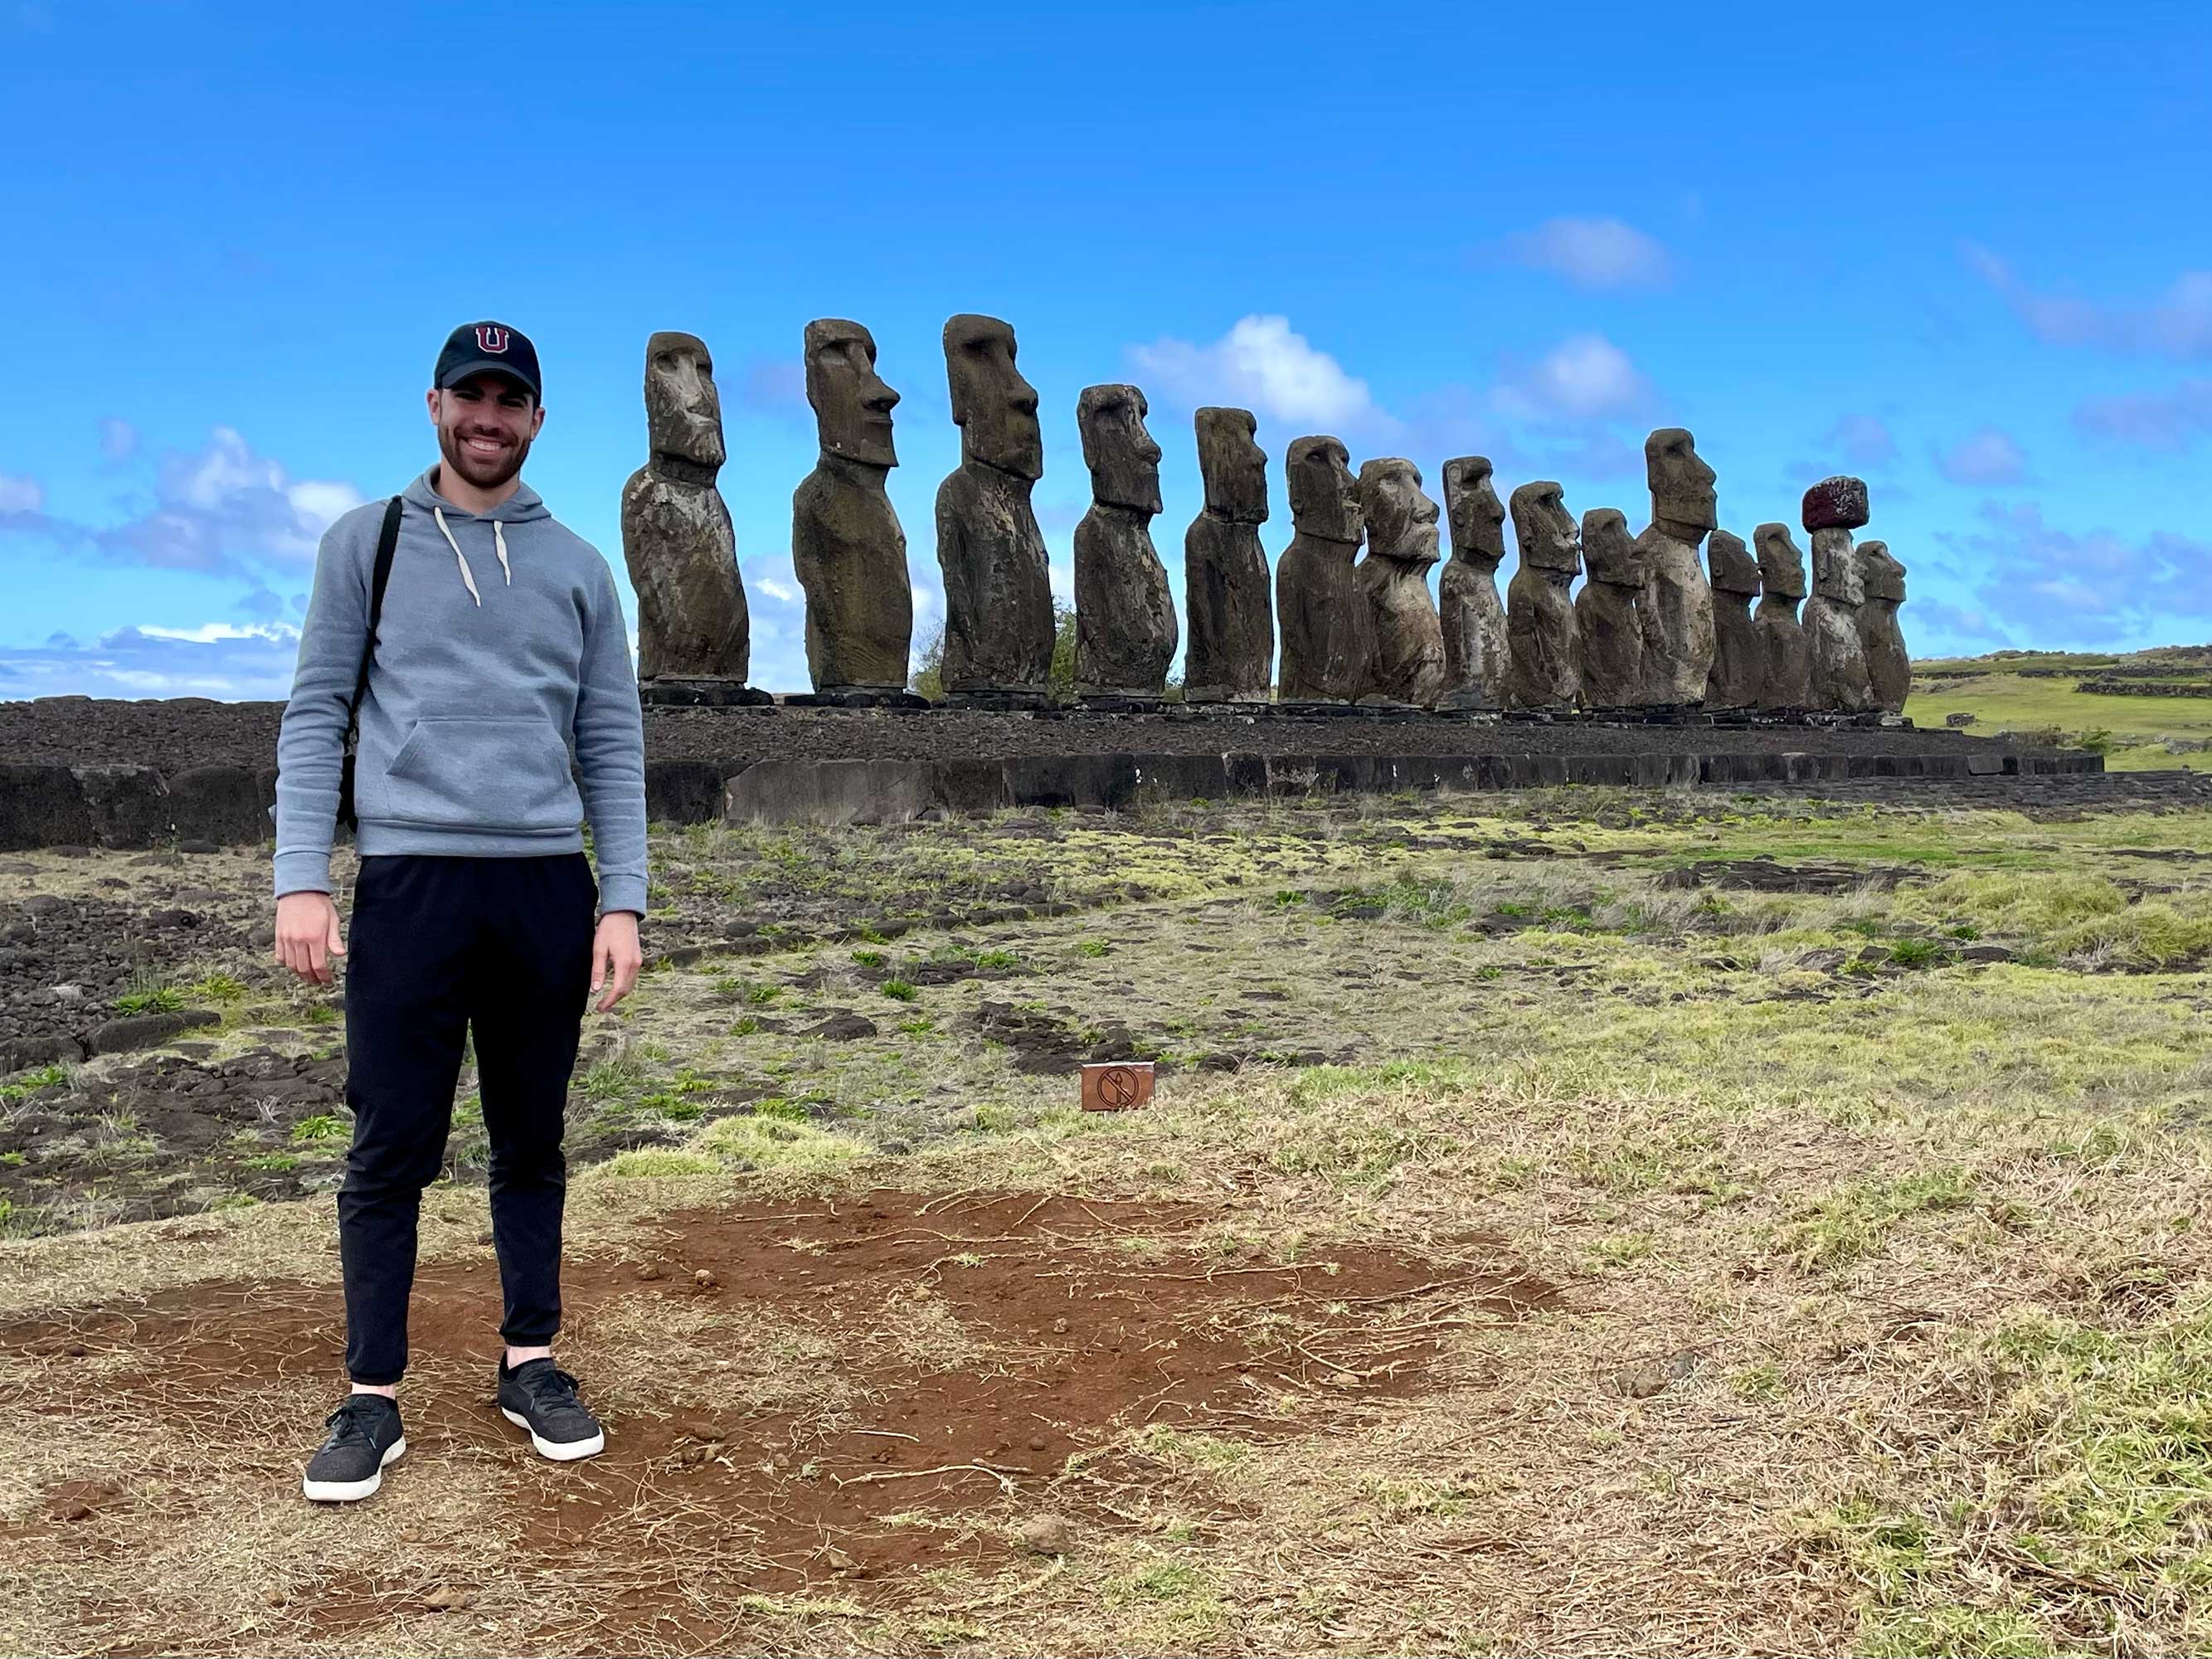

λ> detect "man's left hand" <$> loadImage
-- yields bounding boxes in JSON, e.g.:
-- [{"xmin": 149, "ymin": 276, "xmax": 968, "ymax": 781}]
[{"xmin": 591, "ymin": 912, "xmax": 643, "ymax": 1012}]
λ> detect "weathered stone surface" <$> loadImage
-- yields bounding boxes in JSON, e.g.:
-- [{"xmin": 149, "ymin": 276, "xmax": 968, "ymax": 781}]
[
  {"xmin": 1275, "ymin": 435, "xmax": 1369, "ymax": 704},
  {"xmin": 1438, "ymin": 456, "xmax": 1509, "ymax": 712},
  {"xmin": 725, "ymin": 759, "xmax": 940, "ymax": 828},
  {"xmin": 1636, "ymin": 429, "xmax": 1718, "ymax": 707},
  {"xmin": 1505, "ymin": 482, "xmax": 1580, "ymax": 711},
  {"xmin": 1705, "ymin": 528, "xmax": 1763, "ymax": 709},
  {"xmin": 1182, "ymin": 408, "xmax": 1273, "ymax": 703},
  {"xmin": 621, "ymin": 331, "xmax": 751, "ymax": 685},
  {"xmin": 1355, "ymin": 458, "xmax": 1446, "ymax": 708},
  {"xmin": 792, "ymin": 319, "xmax": 911, "ymax": 694},
  {"xmin": 1753, "ymin": 523, "xmax": 1811, "ymax": 711},
  {"xmin": 1857, "ymin": 540, "xmax": 1910, "ymax": 714},
  {"xmin": 936, "ymin": 315, "xmax": 1053, "ymax": 696},
  {"xmin": 1073, "ymin": 384, "xmax": 1175, "ymax": 701},
  {"xmin": 1802, "ymin": 474, "xmax": 1870, "ymax": 533},
  {"xmin": 1806, "ymin": 527, "xmax": 1876, "ymax": 713},
  {"xmin": 1574, "ymin": 508, "xmax": 1643, "ymax": 709}
]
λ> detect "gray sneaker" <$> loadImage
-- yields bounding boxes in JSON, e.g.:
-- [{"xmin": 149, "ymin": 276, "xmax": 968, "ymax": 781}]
[
  {"xmin": 302, "ymin": 1394, "xmax": 406, "ymax": 1502},
  {"xmin": 497, "ymin": 1358, "xmax": 605, "ymax": 1461}
]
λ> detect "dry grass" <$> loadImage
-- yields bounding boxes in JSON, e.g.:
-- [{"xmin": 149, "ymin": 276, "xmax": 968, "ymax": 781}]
[{"xmin": 7, "ymin": 794, "xmax": 2212, "ymax": 1653}]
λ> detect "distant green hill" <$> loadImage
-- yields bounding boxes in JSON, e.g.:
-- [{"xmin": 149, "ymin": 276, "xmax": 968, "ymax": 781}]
[{"xmin": 1907, "ymin": 645, "xmax": 2212, "ymax": 771}]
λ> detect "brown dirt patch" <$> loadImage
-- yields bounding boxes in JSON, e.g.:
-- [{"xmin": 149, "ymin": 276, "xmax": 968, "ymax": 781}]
[{"xmin": 0, "ymin": 1187, "xmax": 1556, "ymax": 1654}]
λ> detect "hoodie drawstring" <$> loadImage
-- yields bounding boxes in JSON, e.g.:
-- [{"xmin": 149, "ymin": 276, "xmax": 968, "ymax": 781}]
[
  {"xmin": 493, "ymin": 519, "xmax": 512, "ymax": 586},
  {"xmin": 432, "ymin": 505, "xmax": 484, "ymax": 606}
]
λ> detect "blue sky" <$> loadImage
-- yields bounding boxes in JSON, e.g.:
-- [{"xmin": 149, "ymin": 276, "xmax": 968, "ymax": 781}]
[{"xmin": 2, "ymin": 0, "xmax": 2208, "ymax": 699}]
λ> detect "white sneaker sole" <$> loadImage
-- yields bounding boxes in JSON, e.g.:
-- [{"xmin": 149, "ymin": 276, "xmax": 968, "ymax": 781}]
[
  {"xmin": 301, "ymin": 1435, "xmax": 406, "ymax": 1502},
  {"xmin": 501, "ymin": 1407, "xmax": 605, "ymax": 1461}
]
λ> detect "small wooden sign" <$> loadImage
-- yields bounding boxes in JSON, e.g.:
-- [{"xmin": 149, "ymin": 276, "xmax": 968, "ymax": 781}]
[{"xmin": 1081, "ymin": 1062, "xmax": 1155, "ymax": 1112}]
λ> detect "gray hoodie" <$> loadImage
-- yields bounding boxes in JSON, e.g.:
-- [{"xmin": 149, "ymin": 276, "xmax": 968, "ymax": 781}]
[{"xmin": 274, "ymin": 469, "xmax": 648, "ymax": 916}]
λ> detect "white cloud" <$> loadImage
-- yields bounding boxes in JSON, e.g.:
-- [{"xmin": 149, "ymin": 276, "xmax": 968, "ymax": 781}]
[
  {"xmin": 1964, "ymin": 243, "xmax": 2212, "ymax": 360},
  {"xmin": 98, "ymin": 417, "xmax": 139, "ymax": 461},
  {"xmin": 1494, "ymin": 333, "xmax": 1651, "ymax": 422},
  {"xmin": 1128, "ymin": 315, "xmax": 1388, "ymax": 431},
  {"xmin": 1932, "ymin": 500, "xmax": 2212, "ymax": 645},
  {"xmin": 0, "ymin": 620, "xmax": 305, "ymax": 700},
  {"xmin": 1497, "ymin": 216, "xmax": 1671, "ymax": 289},
  {"xmin": 0, "ymin": 426, "xmax": 363, "ymax": 580},
  {"xmin": 1822, "ymin": 414, "xmax": 1898, "ymax": 469},
  {"xmin": 0, "ymin": 472, "xmax": 42, "ymax": 513},
  {"xmin": 2072, "ymin": 378, "xmax": 2212, "ymax": 450},
  {"xmin": 1937, "ymin": 426, "xmax": 2026, "ymax": 486}
]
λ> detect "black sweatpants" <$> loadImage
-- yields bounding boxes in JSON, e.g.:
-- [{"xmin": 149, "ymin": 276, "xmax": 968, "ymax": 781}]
[{"xmin": 338, "ymin": 853, "xmax": 596, "ymax": 1384}]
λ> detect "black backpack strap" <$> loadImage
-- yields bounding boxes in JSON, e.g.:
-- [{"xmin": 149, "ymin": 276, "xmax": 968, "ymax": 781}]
[{"xmin": 346, "ymin": 495, "xmax": 405, "ymax": 743}]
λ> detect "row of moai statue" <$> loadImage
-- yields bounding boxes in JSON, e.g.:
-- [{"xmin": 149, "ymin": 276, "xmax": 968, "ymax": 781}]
[{"xmin": 620, "ymin": 317, "xmax": 1908, "ymax": 716}]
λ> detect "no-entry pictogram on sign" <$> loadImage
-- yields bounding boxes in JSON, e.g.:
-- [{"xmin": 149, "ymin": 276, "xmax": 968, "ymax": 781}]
[{"xmin": 1080, "ymin": 1062, "xmax": 1155, "ymax": 1112}]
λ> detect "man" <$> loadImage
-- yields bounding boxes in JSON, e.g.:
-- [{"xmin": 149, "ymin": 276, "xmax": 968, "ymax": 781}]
[{"xmin": 273, "ymin": 321, "xmax": 647, "ymax": 1503}]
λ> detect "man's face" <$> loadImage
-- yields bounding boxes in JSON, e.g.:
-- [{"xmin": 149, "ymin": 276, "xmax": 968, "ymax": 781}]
[{"xmin": 428, "ymin": 372, "xmax": 543, "ymax": 493}]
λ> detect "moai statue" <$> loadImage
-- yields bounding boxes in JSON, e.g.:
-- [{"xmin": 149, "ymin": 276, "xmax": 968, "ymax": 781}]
[
  {"xmin": 1801, "ymin": 475, "xmax": 1876, "ymax": 713},
  {"xmin": 1753, "ymin": 523, "xmax": 1811, "ymax": 713},
  {"xmin": 1635, "ymin": 428, "xmax": 1719, "ymax": 708},
  {"xmin": 1438, "ymin": 456, "xmax": 1510, "ymax": 713},
  {"xmin": 1704, "ymin": 528, "xmax": 1763, "ymax": 710},
  {"xmin": 1355, "ymin": 459, "xmax": 1447, "ymax": 708},
  {"xmin": 620, "ymin": 331, "xmax": 761, "ymax": 702},
  {"xmin": 790, "ymin": 319, "xmax": 912, "ymax": 699},
  {"xmin": 934, "ymin": 314, "xmax": 1053, "ymax": 703},
  {"xmin": 1072, "ymin": 384, "xmax": 1176, "ymax": 705},
  {"xmin": 1574, "ymin": 508, "xmax": 1643, "ymax": 710},
  {"xmin": 1505, "ymin": 481, "xmax": 1581, "ymax": 712},
  {"xmin": 1275, "ymin": 435, "xmax": 1369, "ymax": 704},
  {"xmin": 1183, "ymin": 407, "xmax": 1273, "ymax": 703},
  {"xmin": 1857, "ymin": 540, "xmax": 1911, "ymax": 715}
]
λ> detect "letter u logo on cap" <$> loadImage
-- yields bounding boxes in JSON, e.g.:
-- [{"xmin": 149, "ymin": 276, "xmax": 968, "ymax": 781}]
[{"xmin": 475, "ymin": 325, "xmax": 510, "ymax": 353}]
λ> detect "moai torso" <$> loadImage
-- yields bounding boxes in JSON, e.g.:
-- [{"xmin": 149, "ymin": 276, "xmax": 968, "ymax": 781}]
[
  {"xmin": 1275, "ymin": 435, "xmax": 1369, "ymax": 703},
  {"xmin": 1505, "ymin": 481, "xmax": 1581, "ymax": 711},
  {"xmin": 1072, "ymin": 384, "xmax": 1176, "ymax": 700},
  {"xmin": 791, "ymin": 319, "xmax": 911, "ymax": 693},
  {"xmin": 934, "ymin": 314, "xmax": 1053, "ymax": 695},
  {"xmin": 1753, "ymin": 523, "xmax": 1811, "ymax": 712},
  {"xmin": 620, "ymin": 331, "xmax": 750, "ymax": 683},
  {"xmin": 1182, "ymin": 407, "xmax": 1273, "ymax": 703},
  {"xmin": 1356, "ymin": 458, "xmax": 1446, "ymax": 708},
  {"xmin": 1857, "ymin": 540, "xmax": 1910, "ymax": 714},
  {"xmin": 1636, "ymin": 427, "xmax": 1718, "ymax": 707},
  {"xmin": 1705, "ymin": 528, "xmax": 1763, "ymax": 709},
  {"xmin": 1438, "ymin": 456, "xmax": 1509, "ymax": 711},
  {"xmin": 1801, "ymin": 477, "xmax": 1875, "ymax": 713},
  {"xmin": 1574, "ymin": 507, "xmax": 1643, "ymax": 709}
]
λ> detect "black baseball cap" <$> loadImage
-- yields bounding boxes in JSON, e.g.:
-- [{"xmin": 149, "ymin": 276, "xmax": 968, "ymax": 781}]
[{"xmin": 435, "ymin": 320, "xmax": 542, "ymax": 401}]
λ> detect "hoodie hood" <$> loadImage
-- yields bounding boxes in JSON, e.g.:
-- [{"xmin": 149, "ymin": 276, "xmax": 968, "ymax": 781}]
[{"xmin": 403, "ymin": 468, "xmax": 551, "ymax": 523}]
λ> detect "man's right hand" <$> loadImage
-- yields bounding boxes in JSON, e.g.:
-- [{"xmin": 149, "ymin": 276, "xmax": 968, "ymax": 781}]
[{"xmin": 275, "ymin": 891, "xmax": 347, "ymax": 985}]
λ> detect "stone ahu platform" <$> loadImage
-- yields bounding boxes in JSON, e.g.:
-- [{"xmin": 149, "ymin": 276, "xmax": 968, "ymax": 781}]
[{"xmin": 0, "ymin": 695, "xmax": 2103, "ymax": 848}]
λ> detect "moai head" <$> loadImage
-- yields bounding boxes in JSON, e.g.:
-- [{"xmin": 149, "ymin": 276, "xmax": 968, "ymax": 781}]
[
  {"xmin": 1194, "ymin": 407, "xmax": 1268, "ymax": 523},
  {"xmin": 1510, "ymin": 481, "xmax": 1581, "ymax": 578},
  {"xmin": 1860, "ymin": 540, "xmax": 1906, "ymax": 604},
  {"xmin": 804, "ymin": 318, "xmax": 898, "ymax": 469},
  {"xmin": 1580, "ymin": 508, "xmax": 1640, "ymax": 586},
  {"xmin": 943, "ymin": 314, "xmax": 1043, "ymax": 480},
  {"xmin": 1754, "ymin": 523, "xmax": 1807, "ymax": 601},
  {"xmin": 1646, "ymin": 427, "xmax": 1717, "ymax": 534},
  {"xmin": 1801, "ymin": 474, "xmax": 1870, "ymax": 533},
  {"xmin": 644, "ymin": 331, "xmax": 725, "ymax": 470},
  {"xmin": 1077, "ymin": 383, "xmax": 1163, "ymax": 515},
  {"xmin": 1442, "ymin": 455, "xmax": 1506, "ymax": 565},
  {"xmin": 1707, "ymin": 528, "xmax": 1762, "ymax": 596},
  {"xmin": 1286, "ymin": 435, "xmax": 1361, "ymax": 543},
  {"xmin": 1358, "ymin": 459, "xmax": 1441, "ymax": 567}
]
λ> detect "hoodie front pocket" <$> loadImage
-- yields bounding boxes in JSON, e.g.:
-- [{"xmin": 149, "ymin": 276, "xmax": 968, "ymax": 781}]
[{"xmin": 379, "ymin": 717, "xmax": 580, "ymax": 832}]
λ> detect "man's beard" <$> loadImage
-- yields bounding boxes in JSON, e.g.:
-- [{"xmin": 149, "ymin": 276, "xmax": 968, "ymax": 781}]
[{"xmin": 439, "ymin": 424, "xmax": 531, "ymax": 492}]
